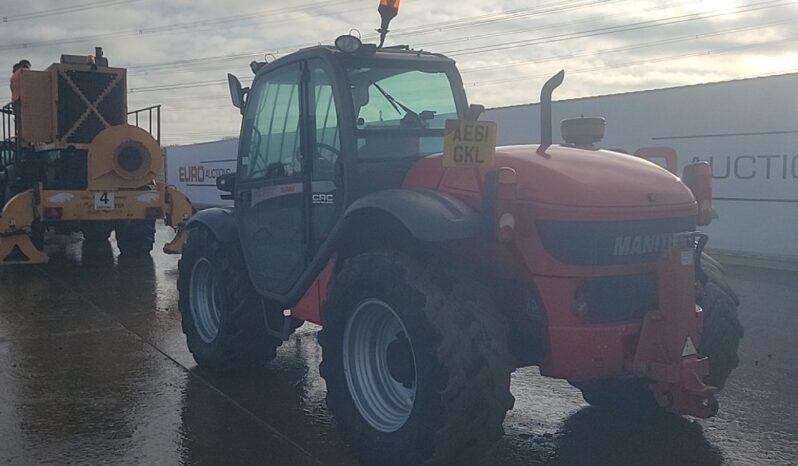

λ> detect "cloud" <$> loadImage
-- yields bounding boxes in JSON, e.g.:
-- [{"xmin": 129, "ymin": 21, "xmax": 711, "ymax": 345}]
[{"xmin": 1, "ymin": 0, "xmax": 796, "ymax": 144}]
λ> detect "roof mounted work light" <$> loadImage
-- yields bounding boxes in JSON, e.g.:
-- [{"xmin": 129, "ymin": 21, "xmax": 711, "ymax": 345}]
[{"xmin": 335, "ymin": 34, "xmax": 363, "ymax": 53}]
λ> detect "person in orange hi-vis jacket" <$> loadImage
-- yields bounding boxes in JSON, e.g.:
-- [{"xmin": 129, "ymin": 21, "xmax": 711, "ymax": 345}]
[
  {"xmin": 9, "ymin": 60, "xmax": 30, "ymax": 138},
  {"xmin": 10, "ymin": 59, "xmax": 31, "ymax": 102}
]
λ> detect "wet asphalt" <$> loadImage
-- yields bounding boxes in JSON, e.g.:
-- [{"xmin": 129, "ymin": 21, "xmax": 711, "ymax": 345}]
[{"xmin": 0, "ymin": 225, "xmax": 796, "ymax": 465}]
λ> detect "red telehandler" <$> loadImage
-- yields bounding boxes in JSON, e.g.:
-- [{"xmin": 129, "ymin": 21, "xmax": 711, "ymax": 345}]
[{"xmin": 178, "ymin": 2, "xmax": 742, "ymax": 463}]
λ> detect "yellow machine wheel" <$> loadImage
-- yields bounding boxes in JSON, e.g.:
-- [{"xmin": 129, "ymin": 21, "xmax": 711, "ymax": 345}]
[{"xmin": 115, "ymin": 220, "xmax": 155, "ymax": 256}]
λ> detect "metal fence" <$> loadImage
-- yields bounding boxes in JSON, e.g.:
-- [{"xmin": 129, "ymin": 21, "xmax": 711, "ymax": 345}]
[{"xmin": 127, "ymin": 105, "xmax": 161, "ymax": 143}]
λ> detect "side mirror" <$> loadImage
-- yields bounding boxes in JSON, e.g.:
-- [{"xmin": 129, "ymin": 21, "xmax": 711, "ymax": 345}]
[
  {"xmin": 227, "ymin": 74, "xmax": 245, "ymax": 113},
  {"xmin": 682, "ymin": 161, "xmax": 713, "ymax": 226},
  {"xmin": 419, "ymin": 110, "xmax": 436, "ymax": 121},
  {"xmin": 216, "ymin": 172, "xmax": 236, "ymax": 200}
]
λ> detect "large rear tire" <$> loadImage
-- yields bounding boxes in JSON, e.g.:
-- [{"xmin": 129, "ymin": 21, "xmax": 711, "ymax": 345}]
[
  {"xmin": 177, "ymin": 227, "xmax": 282, "ymax": 371},
  {"xmin": 574, "ymin": 253, "xmax": 742, "ymax": 409},
  {"xmin": 115, "ymin": 219, "xmax": 155, "ymax": 256},
  {"xmin": 319, "ymin": 250, "xmax": 515, "ymax": 465}
]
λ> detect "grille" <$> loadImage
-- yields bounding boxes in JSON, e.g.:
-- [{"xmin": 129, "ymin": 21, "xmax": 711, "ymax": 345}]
[
  {"xmin": 57, "ymin": 70, "xmax": 125, "ymax": 144},
  {"xmin": 585, "ymin": 273, "xmax": 658, "ymax": 322},
  {"xmin": 538, "ymin": 217, "xmax": 695, "ymax": 266}
]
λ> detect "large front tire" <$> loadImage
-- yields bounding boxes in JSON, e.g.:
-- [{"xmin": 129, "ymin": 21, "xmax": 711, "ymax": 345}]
[
  {"xmin": 698, "ymin": 280, "xmax": 743, "ymax": 388},
  {"xmin": 178, "ymin": 227, "xmax": 282, "ymax": 371},
  {"xmin": 319, "ymin": 250, "xmax": 515, "ymax": 465}
]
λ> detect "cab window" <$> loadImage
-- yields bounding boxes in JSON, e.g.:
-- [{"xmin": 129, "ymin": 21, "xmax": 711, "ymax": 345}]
[
  {"xmin": 239, "ymin": 63, "xmax": 301, "ymax": 180},
  {"xmin": 347, "ymin": 64, "xmax": 460, "ymax": 160}
]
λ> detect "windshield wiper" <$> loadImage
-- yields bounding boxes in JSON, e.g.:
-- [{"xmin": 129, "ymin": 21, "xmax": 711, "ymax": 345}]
[{"xmin": 371, "ymin": 81, "xmax": 418, "ymax": 118}]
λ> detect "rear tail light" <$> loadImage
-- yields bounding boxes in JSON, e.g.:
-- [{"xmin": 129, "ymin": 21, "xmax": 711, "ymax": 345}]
[
  {"xmin": 44, "ymin": 207, "xmax": 63, "ymax": 220},
  {"xmin": 682, "ymin": 162, "xmax": 712, "ymax": 226}
]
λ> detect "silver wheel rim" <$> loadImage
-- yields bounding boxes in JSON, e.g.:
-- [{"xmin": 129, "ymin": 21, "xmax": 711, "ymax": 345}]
[
  {"xmin": 343, "ymin": 299, "xmax": 417, "ymax": 433},
  {"xmin": 189, "ymin": 257, "xmax": 222, "ymax": 343}
]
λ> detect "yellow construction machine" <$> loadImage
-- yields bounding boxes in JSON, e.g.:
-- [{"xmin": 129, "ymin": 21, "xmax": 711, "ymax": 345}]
[{"xmin": 0, "ymin": 47, "xmax": 191, "ymax": 264}]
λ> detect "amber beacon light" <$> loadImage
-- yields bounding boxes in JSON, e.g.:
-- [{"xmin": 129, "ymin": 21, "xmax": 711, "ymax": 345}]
[{"xmin": 377, "ymin": 0, "xmax": 400, "ymax": 47}]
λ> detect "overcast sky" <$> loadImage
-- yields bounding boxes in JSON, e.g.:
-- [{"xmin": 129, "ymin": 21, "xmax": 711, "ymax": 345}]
[{"xmin": 2, "ymin": 0, "xmax": 797, "ymax": 145}]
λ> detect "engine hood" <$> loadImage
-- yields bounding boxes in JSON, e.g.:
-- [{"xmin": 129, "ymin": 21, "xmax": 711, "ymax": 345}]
[{"xmin": 486, "ymin": 145, "xmax": 695, "ymax": 208}]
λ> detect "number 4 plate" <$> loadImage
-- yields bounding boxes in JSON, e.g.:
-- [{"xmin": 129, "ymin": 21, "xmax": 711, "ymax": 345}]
[{"xmin": 94, "ymin": 191, "xmax": 115, "ymax": 210}]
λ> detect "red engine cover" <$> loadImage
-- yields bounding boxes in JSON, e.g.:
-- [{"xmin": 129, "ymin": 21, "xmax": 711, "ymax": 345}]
[{"xmin": 406, "ymin": 144, "xmax": 696, "ymax": 209}]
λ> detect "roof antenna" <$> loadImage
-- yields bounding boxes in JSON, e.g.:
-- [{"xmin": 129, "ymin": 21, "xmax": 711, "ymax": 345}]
[
  {"xmin": 537, "ymin": 70, "xmax": 565, "ymax": 156},
  {"xmin": 377, "ymin": 0, "xmax": 400, "ymax": 48}
]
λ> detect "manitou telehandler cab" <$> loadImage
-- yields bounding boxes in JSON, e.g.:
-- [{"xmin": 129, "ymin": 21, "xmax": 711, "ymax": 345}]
[
  {"xmin": 0, "ymin": 48, "xmax": 191, "ymax": 264},
  {"xmin": 177, "ymin": 2, "xmax": 742, "ymax": 464}
]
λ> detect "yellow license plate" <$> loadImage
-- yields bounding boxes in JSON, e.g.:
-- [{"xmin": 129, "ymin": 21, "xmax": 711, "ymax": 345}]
[{"xmin": 442, "ymin": 119, "xmax": 497, "ymax": 168}]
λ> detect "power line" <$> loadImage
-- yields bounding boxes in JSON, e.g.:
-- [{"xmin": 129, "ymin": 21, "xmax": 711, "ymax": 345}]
[
  {"xmin": 467, "ymin": 36, "xmax": 798, "ymax": 88},
  {"xmin": 444, "ymin": 0, "xmax": 797, "ymax": 56},
  {"xmin": 459, "ymin": 16, "xmax": 798, "ymax": 73},
  {"xmin": 124, "ymin": 0, "xmax": 796, "ymax": 95},
  {"xmin": 0, "ymin": 0, "xmax": 362, "ymax": 51},
  {"xmin": 388, "ymin": 0, "xmax": 615, "ymax": 37},
  {"xmin": 411, "ymin": 0, "xmax": 696, "ymax": 50},
  {"xmin": 124, "ymin": 0, "xmax": 620, "ymax": 75},
  {"xmin": 0, "ymin": 0, "xmax": 142, "ymax": 23},
  {"xmin": 136, "ymin": 43, "xmax": 798, "ymax": 131},
  {"xmin": 129, "ymin": 78, "xmax": 235, "ymax": 93},
  {"xmin": 130, "ymin": 28, "xmax": 798, "ymax": 103},
  {"xmin": 124, "ymin": 0, "xmax": 794, "ymax": 82},
  {"xmin": 115, "ymin": 0, "xmax": 798, "ymax": 141}
]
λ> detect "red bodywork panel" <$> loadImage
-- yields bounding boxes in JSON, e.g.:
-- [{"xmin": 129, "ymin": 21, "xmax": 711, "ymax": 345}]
[
  {"xmin": 406, "ymin": 145, "xmax": 695, "ymax": 208},
  {"xmin": 292, "ymin": 259, "xmax": 335, "ymax": 325},
  {"xmin": 295, "ymin": 144, "xmax": 716, "ymax": 415}
]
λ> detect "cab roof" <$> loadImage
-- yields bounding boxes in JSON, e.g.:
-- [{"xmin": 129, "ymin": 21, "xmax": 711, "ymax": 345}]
[{"xmin": 295, "ymin": 43, "xmax": 455, "ymax": 64}]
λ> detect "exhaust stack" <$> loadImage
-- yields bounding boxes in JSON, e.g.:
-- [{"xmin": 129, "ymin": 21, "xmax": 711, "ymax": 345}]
[{"xmin": 537, "ymin": 70, "xmax": 565, "ymax": 156}]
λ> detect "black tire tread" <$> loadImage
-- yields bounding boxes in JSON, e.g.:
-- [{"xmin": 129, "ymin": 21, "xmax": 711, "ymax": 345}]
[
  {"xmin": 178, "ymin": 227, "xmax": 282, "ymax": 371},
  {"xmin": 698, "ymin": 281, "xmax": 743, "ymax": 388},
  {"xmin": 319, "ymin": 250, "xmax": 514, "ymax": 465},
  {"xmin": 700, "ymin": 251, "xmax": 740, "ymax": 305}
]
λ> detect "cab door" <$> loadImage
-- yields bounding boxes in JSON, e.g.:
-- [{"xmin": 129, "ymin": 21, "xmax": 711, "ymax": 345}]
[
  {"xmin": 235, "ymin": 62, "xmax": 307, "ymax": 296},
  {"xmin": 306, "ymin": 58, "xmax": 346, "ymax": 253}
]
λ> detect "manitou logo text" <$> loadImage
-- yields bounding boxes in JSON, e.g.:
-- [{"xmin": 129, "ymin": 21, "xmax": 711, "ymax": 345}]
[{"xmin": 613, "ymin": 234, "xmax": 673, "ymax": 257}]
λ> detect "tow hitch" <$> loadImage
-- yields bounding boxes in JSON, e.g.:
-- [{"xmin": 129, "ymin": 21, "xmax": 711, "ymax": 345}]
[{"xmin": 632, "ymin": 232, "xmax": 719, "ymax": 418}]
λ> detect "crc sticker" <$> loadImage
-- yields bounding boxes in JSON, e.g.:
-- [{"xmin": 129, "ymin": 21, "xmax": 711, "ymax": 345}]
[
  {"xmin": 312, "ymin": 193, "xmax": 334, "ymax": 205},
  {"xmin": 443, "ymin": 120, "xmax": 497, "ymax": 168}
]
